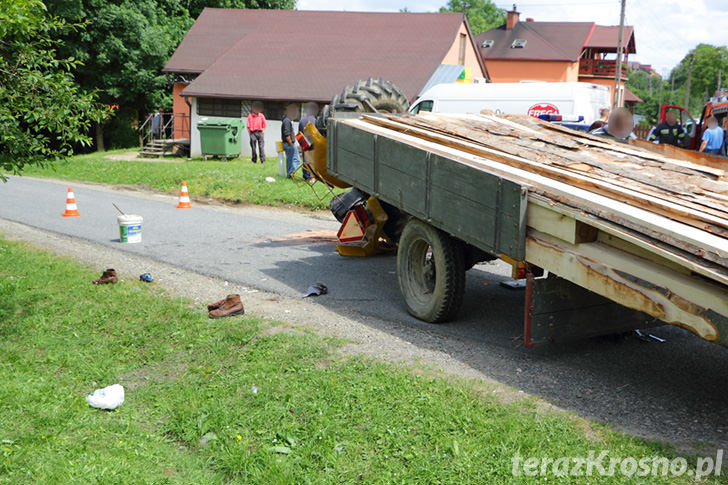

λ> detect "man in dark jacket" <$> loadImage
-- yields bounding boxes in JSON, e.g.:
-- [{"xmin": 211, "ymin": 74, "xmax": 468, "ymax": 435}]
[
  {"xmin": 648, "ymin": 110, "xmax": 686, "ymax": 146},
  {"xmin": 281, "ymin": 103, "xmax": 301, "ymax": 177}
]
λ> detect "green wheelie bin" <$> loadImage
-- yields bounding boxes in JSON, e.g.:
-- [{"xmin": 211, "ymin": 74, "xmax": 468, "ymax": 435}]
[{"xmin": 197, "ymin": 117, "xmax": 243, "ymax": 161}]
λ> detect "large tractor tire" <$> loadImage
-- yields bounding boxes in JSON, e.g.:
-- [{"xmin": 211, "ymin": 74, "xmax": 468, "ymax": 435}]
[
  {"xmin": 397, "ymin": 219, "xmax": 465, "ymax": 323},
  {"xmin": 316, "ymin": 77, "xmax": 410, "ymax": 135}
]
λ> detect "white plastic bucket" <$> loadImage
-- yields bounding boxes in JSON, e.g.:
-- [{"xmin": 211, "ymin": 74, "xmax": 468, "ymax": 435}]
[{"xmin": 117, "ymin": 214, "xmax": 143, "ymax": 243}]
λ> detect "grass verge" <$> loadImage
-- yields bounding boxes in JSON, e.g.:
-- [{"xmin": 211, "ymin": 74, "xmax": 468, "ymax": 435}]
[
  {"xmin": 0, "ymin": 239, "xmax": 719, "ymax": 483},
  {"xmin": 21, "ymin": 150, "xmax": 340, "ymax": 210}
]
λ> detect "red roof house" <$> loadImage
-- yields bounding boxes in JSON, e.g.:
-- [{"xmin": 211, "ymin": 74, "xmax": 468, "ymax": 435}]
[
  {"xmin": 475, "ymin": 7, "xmax": 638, "ymax": 108},
  {"xmin": 164, "ymin": 9, "xmax": 487, "ymax": 157}
]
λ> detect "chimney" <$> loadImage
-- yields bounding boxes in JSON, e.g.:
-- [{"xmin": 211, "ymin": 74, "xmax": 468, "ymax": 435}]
[{"xmin": 506, "ymin": 4, "xmax": 520, "ymax": 30}]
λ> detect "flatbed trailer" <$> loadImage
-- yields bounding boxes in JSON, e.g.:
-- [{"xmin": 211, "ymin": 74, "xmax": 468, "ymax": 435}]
[{"xmin": 319, "ymin": 112, "xmax": 728, "ymax": 348}]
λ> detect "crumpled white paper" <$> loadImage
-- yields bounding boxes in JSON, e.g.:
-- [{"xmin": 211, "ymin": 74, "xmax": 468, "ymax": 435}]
[{"xmin": 87, "ymin": 384, "xmax": 125, "ymax": 410}]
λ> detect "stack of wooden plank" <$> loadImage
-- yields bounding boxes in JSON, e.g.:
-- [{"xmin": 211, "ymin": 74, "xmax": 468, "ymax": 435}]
[{"xmin": 349, "ymin": 112, "xmax": 728, "ymax": 286}]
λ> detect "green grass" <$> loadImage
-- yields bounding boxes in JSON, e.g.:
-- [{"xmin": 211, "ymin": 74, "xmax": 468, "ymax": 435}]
[
  {"xmin": 21, "ymin": 150, "xmax": 340, "ymax": 210},
  {"xmin": 0, "ymin": 239, "xmax": 720, "ymax": 483}
]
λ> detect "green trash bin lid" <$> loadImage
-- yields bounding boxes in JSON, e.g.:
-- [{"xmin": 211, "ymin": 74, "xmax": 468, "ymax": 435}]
[{"xmin": 198, "ymin": 116, "xmax": 239, "ymax": 127}]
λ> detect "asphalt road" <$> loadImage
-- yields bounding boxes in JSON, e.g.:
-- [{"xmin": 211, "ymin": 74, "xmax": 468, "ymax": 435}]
[{"xmin": 2, "ymin": 176, "xmax": 728, "ymax": 451}]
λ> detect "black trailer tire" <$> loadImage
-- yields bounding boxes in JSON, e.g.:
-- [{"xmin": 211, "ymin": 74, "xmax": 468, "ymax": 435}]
[
  {"xmin": 317, "ymin": 77, "xmax": 410, "ymax": 134},
  {"xmin": 397, "ymin": 219, "xmax": 465, "ymax": 323}
]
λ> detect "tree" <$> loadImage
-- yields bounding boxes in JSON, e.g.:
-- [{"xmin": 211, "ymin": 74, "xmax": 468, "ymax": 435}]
[
  {"xmin": 46, "ymin": 0, "xmax": 194, "ymax": 150},
  {"xmin": 668, "ymin": 44, "xmax": 728, "ymax": 116},
  {"xmin": 626, "ymin": 69, "xmax": 666, "ymax": 124},
  {"xmin": 46, "ymin": 0, "xmax": 296, "ymax": 150},
  {"xmin": 0, "ymin": 0, "xmax": 106, "ymax": 176},
  {"xmin": 439, "ymin": 0, "xmax": 505, "ymax": 35},
  {"xmin": 184, "ymin": 0, "xmax": 295, "ymax": 19}
]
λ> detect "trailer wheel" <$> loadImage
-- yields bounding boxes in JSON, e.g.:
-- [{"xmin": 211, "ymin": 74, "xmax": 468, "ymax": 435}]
[{"xmin": 397, "ymin": 219, "xmax": 465, "ymax": 323}]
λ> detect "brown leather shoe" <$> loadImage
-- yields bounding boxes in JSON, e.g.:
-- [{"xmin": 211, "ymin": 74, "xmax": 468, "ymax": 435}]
[
  {"xmin": 207, "ymin": 298, "xmax": 226, "ymax": 311},
  {"xmin": 93, "ymin": 268, "xmax": 118, "ymax": 285},
  {"xmin": 209, "ymin": 294, "xmax": 245, "ymax": 319}
]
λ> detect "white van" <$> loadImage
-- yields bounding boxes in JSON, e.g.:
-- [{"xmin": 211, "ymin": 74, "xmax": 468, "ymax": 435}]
[{"xmin": 409, "ymin": 82, "xmax": 611, "ymax": 127}]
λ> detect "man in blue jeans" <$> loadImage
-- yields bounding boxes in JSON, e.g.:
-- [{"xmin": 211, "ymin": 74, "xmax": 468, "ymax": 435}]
[
  {"xmin": 281, "ymin": 103, "xmax": 301, "ymax": 177},
  {"xmin": 700, "ymin": 116, "xmax": 725, "ymax": 155}
]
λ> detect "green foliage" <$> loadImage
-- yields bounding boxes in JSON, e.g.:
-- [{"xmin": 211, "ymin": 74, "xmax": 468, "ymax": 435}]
[
  {"xmin": 44, "ymin": 0, "xmax": 296, "ymax": 149},
  {"xmin": 628, "ymin": 44, "xmax": 728, "ymax": 123},
  {"xmin": 46, "ymin": 0, "xmax": 193, "ymax": 114},
  {"xmin": 626, "ymin": 70, "xmax": 666, "ymax": 125},
  {"xmin": 669, "ymin": 44, "xmax": 728, "ymax": 116},
  {"xmin": 439, "ymin": 0, "xmax": 506, "ymax": 35},
  {"xmin": 184, "ymin": 0, "xmax": 295, "ymax": 19},
  {"xmin": 0, "ymin": 0, "xmax": 106, "ymax": 175}
]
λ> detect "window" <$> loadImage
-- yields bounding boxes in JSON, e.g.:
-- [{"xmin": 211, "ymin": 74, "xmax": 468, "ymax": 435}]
[
  {"xmin": 511, "ymin": 39, "xmax": 527, "ymax": 49},
  {"xmin": 481, "ymin": 40, "xmax": 494, "ymax": 48},
  {"xmin": 197, "ymin": 98, "xmax": 242, "ymax": 117},
  {"xmin": 458, "ymin": 33, "xmax": 467, "ymax": 65},
  {"xmin": 410, "ymin": 100, "xmax": 433, "ymax": 114}
]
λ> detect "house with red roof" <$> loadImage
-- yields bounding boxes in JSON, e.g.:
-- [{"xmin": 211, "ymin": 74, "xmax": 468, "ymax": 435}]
[
  {"xmin": 475, "ymin": 6, "xmax": 642, "ymax": 110},
  {"xmin": 164, "ymin": 9, "xmax": 487, "ymax": 157}
]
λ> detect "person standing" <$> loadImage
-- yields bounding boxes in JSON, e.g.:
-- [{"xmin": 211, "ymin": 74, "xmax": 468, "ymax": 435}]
[
  {"xmin": 151, "ymin": 107, "xmax": 163, "ymax": 140},
  {"xmin": 699, "ymin": 116, "xmax": 725, "ymax": 155},
  {"xmin": 648, "ymin": 110, "xmax": 686, "ymax": 146},
  {"xmin": 297, "ymin": 102, "xmax": 318, "ymax": 180},
  {"xmin": 281, "ymin": 103, "xmax": 301, "ymax": 177},
  {"xmin": 587, "ymin": 107, "xmax": 610, "ymax": 132},
  {"xmin": 246, "ymin": 101, "xmax": 267, "ymax": 164},
  {"xmin": 298, "ymin": 102, "xmax": 318, "ymax": 135}
]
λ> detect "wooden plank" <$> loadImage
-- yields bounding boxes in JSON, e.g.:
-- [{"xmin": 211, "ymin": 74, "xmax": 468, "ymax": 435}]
[
  {"xmin": 342, "ymin": 118, "xmax": 728, "ymax": 268},
  {"xmin": 630, "ymin": 138, "xmax": 727, "ymax": 171},
  {"xmin": 526, "ymin": 230, "xmax": 728, "ymax": 345},
  {"xmin": 528, "ymin": 195, "xmax": 728, "ymax": 287},
  {"xmin": 367, "ymin": 114, "xmax": 728, "ymax": 232},
  {"xmin": 527, "ymin": 204, "xmax": 598, "ymax": 245},
  {"xmin": 527, "ymin": 275, "xmax": 660, "ymax": 345},
  {"xmin": 510, "ymin": 114, "xmax": 725, "ymax": 177}
]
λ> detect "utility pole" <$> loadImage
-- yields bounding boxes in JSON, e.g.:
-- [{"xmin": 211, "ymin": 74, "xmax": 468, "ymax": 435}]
[
  {"xmin": 670, "ymin": 74, "xmax": 675, "ymax": 104},
  {"xmin": 658, "ymin": 79, "xmax": 664, "ymax": 106},
  {"xmin": 684, "ymin": 53, "xmax": 694, "ymax": 111},
  {"xmin": 612, "ymin": 0, "xmax": 627, "ymax": 109},
  {"xmin": 718, "ymin": 68, "xmax": 723, "ymax": 91}
]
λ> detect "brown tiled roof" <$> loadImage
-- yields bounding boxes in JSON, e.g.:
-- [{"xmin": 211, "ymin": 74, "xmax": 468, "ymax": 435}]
[
  {"xmin": 476, "ymin": 22, "xmax": 595, "ymax": 62},
  {"xmin": 475, "ymin": 22, "xmax": 636, "ymax": 62},
  {"xmin": 165, "ymin": 9, "xmax": 485, "ymax": 103},
  {"xmin": 624, "ymin": 87, "xmax": 643, "ymax": 103},
  {"xmin": 585, "ymin": 25, "xmax": 636, "ymax": 54}
]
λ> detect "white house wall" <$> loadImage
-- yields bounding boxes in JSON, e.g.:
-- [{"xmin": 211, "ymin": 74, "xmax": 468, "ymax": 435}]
[{"xmin": 189, "ymin": 97, "xmax": 288, "ymax": 160}]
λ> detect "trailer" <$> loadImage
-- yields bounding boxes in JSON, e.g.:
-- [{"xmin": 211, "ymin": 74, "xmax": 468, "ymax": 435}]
[{"xmin": 302, "ymin": 110, "xmax": 728, "ymax": 348}]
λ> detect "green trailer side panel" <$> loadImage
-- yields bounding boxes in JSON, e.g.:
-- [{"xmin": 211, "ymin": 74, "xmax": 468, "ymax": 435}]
[
  {"xmin": 327, "ymin": 119, "xmax": 527, "ymax": 260},
  {"xmin": 377, "ymin": 137, "xmax": 427, "ymax": 216}
]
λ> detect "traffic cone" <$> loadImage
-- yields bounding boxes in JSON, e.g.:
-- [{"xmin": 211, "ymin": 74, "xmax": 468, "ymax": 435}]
[
  {"xmin": 62, "ymin": 187, "xmax": 80, "ymax": 217},
  {"xmin": 176, "ymin": 181, "xmax": 192, "ymax": 209}
]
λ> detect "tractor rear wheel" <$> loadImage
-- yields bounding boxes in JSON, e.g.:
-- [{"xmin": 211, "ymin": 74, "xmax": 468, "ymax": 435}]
[{"xmin": 316, "ymin": 77, "xmax": 410, "ymax": 135}]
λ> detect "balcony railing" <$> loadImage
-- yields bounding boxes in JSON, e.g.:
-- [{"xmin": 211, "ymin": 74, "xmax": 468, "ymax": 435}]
[{"xmin": 579, "ymin": 59, "xmax": 627, "ymax": 79}]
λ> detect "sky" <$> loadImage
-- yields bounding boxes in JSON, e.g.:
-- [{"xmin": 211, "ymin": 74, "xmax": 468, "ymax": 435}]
[{"xmin": 296, "ymin": 0, "xmax": 728, "ymax": 77}]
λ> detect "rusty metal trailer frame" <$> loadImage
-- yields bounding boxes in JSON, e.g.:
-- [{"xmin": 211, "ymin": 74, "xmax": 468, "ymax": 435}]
[{"xmin": 326, "ymin": 117, "xmax": 728, "ymax": 348}]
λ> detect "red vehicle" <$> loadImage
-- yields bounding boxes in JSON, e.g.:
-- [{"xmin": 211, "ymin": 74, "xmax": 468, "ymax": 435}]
[{"xmin": 658, "ymin": 89, "xmax": 728, "ymax": 151}]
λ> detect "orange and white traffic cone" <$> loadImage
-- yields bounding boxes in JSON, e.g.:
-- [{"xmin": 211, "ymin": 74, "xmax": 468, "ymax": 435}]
[
  {"xmin": 176, "ymin": 181, "xmax": 192, "ymax": 209},
  {"xmin": 62, "ymin": 187, "xmax": 80, "ymax": 217}
]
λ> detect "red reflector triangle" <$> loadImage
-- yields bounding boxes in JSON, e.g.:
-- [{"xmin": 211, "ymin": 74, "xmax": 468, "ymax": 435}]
[{"xmin": 337, "ymin": 210, "xmax": 366, "ymax": 243}]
